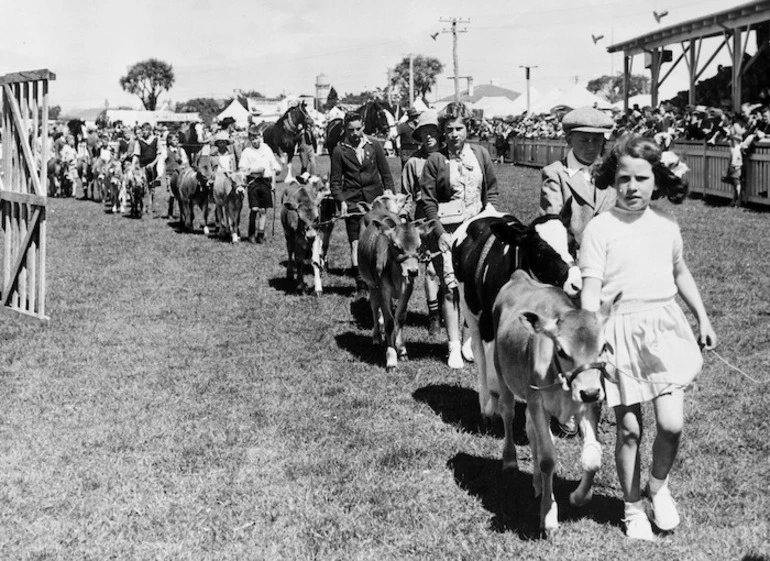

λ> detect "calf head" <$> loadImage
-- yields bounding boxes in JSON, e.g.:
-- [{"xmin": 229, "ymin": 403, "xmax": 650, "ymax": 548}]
[
  {"xmin": 358, "ymin": 192, "xmax": 408, "ymax": 217},
  {"xmin": 284, "ymin": 184, "xmax": 320, "ymax": 241},
  {"xmin": 520, "ymin": 292, "xmax": 621, "ymax": 403},
  {"xmin": 519, "ymin": 207, "xmax": 581, "ymax": 296},
  {"xmin": 370, "ymin": 217, "xmax": 436, "ymax": 279}
]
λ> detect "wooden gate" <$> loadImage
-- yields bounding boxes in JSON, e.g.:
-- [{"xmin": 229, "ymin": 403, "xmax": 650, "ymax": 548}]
[{"xmin": 1, "ymin": 69, "xmax": 56, "ymax": 323}]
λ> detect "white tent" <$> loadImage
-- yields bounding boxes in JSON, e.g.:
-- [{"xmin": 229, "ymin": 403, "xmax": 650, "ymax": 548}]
[
  {"xmin": 473, "ymin": 96, "xmax": 509, "ymax": 115},
  {"xmin": 503, "ymin": 86, "xmax": 543, "ymax": 116},
  {"xmin": 529, "ymin": 88, "xmax": 565, "ymax": 114},
  {"xmin": 216, "ymin": 99, "xmax": 251, "ymax": 127},
  {"xmin": 484, "ymin": 96, "xmax": 541, "ymax": 119},
  {"xmin": 539, "ymin": 84, "xmax": 614, "ymax": 112}
]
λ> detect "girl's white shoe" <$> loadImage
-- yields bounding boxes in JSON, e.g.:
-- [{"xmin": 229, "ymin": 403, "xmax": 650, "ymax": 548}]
[
  {"xmin": 624, "ymin": 511, "xmax": 655, "ymax": 541},
  {"xmin": 648, "ymin": 484, "xmax": 681, "ymax": 531}
]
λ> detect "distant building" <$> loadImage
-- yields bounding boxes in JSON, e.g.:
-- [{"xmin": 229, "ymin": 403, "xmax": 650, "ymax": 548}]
[{"xmin": 105, "ymin": 109, "xmax": 200, "ymax": 127}]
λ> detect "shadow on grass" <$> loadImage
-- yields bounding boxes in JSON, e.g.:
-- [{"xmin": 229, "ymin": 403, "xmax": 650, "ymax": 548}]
[
  {"xmin": 742, "ymin": 555, "xmax": 770, "ymax": 561},
  {"xmin": 348, "ymin": 300, "xmax": 433, "ymax": 331},
  {"xmin": 335, "ymin": 331, "xmax": 382, "ymax": 366},
  {"xmin": 448, "ymin": 452, "xmax": 623, "ymax": 539},
  {"xmin": 413, "ymin": 384, "xmax": 530, "ymax": 440}
]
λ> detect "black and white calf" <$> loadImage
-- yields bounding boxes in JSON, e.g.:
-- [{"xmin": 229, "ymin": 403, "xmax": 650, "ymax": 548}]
[{"xmin": 451, "ymin": 205, "xmax": 582, "ymax": 421}]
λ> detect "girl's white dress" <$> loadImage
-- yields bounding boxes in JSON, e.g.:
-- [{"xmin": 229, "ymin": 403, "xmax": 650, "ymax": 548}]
[{"xmin": 580, "ymin": 207, "xmax": 703, "ymax": 407}]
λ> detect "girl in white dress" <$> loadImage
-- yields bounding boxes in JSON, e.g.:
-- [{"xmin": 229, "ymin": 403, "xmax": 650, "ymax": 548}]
[{"xmin": 580, "ymin": 135, "xmax": 717, "ymax": 541}]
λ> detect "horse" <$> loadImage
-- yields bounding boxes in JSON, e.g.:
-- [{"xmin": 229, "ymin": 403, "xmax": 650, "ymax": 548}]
[
  {"xmin": 357, "ymin": 99, "xmax": 397, "ymax": 141},
  {"xmin": 324, "ymin": 100, "xmax": 396, "ymax": 155},
  {"xmin": 262, "ymin": 101, "xmax": 314, "ymax": 185},
  {"xmin": 66, "ymin": 119, "xmax": 87, "ymax": 147},
  {"xmin": 324, "ymin": 118, "xmax": 344, "ymax": 156},
  {"xmin": 178, "ymin": 122, "xmax": 206, "ymax": 165}
]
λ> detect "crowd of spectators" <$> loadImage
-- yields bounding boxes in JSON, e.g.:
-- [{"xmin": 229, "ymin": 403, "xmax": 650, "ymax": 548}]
[{"xmin": 480, "ymin": 102, "xmax": 770, "ymax": 153}]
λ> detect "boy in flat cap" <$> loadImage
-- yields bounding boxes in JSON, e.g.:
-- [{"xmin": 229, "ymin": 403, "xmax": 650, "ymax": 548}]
[
  {"xmin": 541, "ymin": 106, "xmax": 616, "ymax": 250},
  {"xmin": 540, "ymin": 106, "xmax": 615, "ymax": 438}
]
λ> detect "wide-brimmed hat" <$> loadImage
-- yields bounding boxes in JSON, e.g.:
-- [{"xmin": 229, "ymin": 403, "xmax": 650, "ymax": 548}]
[
  {"xmin": 412, "ymin": 109, "xmax": 440, "ymax": 141},
  {"xmin": 561, "ymin": 107, "xmax": 613, "ymax": 134},
  {"xmin": 212, "ymin": 131, "xmax": 232, "ymax": 144},
  {"xmin": 406, "ymin": 106, "xmax": 421, "ymax": 120}
]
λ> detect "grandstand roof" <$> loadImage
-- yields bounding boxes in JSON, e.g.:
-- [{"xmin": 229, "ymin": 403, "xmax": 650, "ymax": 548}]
[{"xmin": 607, "ymin": 0, "xmax": 770, "ymax": 56}]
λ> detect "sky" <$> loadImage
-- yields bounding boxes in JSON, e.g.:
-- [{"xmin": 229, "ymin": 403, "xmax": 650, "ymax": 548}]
[{"xmin": 0, "ymin": 0, "xmax": 757, "ymax": 112}]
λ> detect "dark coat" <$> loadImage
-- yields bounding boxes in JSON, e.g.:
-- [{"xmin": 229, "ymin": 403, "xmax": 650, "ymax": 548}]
[{"xmin": 330, "ymin": 136, "xmax": 394, "ymax": 205}]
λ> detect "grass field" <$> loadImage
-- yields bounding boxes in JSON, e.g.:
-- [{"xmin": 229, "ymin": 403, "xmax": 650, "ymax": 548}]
[{"xmin": 1, "ymin": 155, "xmax": 769, "ymax": 560}]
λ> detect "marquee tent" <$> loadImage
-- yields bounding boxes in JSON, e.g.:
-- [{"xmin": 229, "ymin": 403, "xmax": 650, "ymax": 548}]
[
  {"xmin": 497, "ymin": 86, "xmax": 543, "ymax": 117},
  {"xmin": 475, "ymin": 96, "xmax": 527, "ymax": 118},
  {"xmin": 530, "ymin": 85, "xmax": 613, "ymax": 113},
  {"xmin": 528, "ymin": 88, "xmax": 565, "ymax": 114},
  {"xmin": 216, "ymin": 99, "xmax": 250, "ymax": 127}
]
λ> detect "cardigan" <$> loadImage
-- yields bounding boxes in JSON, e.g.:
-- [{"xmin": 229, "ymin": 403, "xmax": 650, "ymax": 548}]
[{"xmin": 419, "ymin": 143, "xmax": 500, "ymax": 236}]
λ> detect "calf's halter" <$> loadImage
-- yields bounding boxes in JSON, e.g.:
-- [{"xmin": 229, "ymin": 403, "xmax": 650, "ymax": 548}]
[{"xmin": 530, "ymin": 343, "xmax": 610, "ymax": 392}]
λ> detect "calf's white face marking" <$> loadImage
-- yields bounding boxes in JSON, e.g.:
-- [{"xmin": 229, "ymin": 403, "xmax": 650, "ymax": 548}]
[{"xmin": 534, "ymin": 219, "xmax": 582, "ymax": 296}]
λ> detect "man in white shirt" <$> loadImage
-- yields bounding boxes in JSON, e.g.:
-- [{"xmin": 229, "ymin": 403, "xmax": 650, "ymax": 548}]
[{"xmin": 239, "ymin": 126, "xmax": 282, "ymax": 243}]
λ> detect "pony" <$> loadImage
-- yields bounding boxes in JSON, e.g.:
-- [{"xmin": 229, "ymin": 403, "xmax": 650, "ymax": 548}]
[
  {"xmin": 212, "ymin": 169, "xmax": 245, "ymax": 243},
  {"xmin": 262, "ymin": 101, "xmax": 314, "ymax": 184},
  {"xmin": 123, "ymin": 165, "xmax": 146, "ymax": 218}
]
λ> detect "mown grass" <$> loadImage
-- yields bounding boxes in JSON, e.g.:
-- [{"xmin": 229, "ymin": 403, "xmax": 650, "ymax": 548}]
[{"xmin": 0, "ymin": 156, "xmax": 768, "ymax": 560}]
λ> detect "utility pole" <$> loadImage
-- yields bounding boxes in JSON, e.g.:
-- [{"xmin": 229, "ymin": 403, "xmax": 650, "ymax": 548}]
[
  {"xmin": 440, "ymin": 17, "xmax": 470, "ymax": 102},
  {"xmin": 519, "ymin": 65, "xmax": 538, "ymax": 114}
]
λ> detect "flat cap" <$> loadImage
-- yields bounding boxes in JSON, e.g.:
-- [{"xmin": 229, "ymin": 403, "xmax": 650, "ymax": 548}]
[{"xmin": 561, "ymin": 107, "xmax": 613, "ymax": 134}]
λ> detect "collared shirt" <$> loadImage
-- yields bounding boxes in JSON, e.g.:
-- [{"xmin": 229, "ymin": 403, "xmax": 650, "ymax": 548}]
[
  {"xmin": 340, "ymin": 136, "xmax": 371, "ymax": 165},
  {"xmin": 238, "ymin": 144, "xmax": 281, "ymax": 176},
  {"xmin": 565, "ymin": 149, "xmax": 592, "ymax": 182}
]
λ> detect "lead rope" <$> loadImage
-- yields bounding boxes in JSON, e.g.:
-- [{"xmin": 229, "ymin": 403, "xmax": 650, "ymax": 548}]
[{"xmin": 707, "ymin": 349, "xmax": 769, "ymax": 384}]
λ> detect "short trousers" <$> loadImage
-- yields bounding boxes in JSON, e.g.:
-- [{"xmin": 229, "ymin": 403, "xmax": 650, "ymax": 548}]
[
  {"xmin": 345, "ymin": 214, "xmax": 363, "ymax": 242},
  {"xmin": 247, "ymin": 176, "xmax": 273, "ymax": 208}
]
